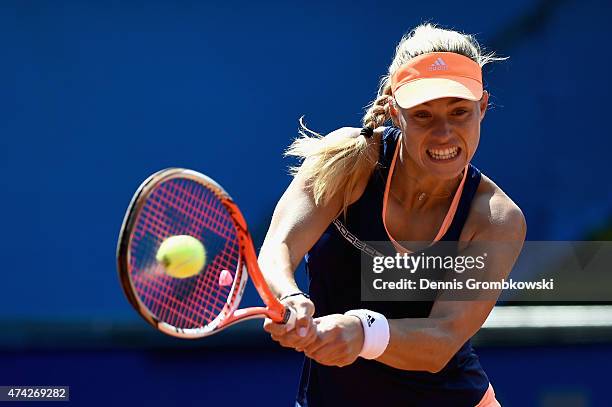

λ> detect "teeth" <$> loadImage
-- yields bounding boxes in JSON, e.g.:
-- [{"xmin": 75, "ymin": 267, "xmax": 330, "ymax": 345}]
[{"xmin": 428, "ymin": 147, "xmax": 459, "ymax": 160}]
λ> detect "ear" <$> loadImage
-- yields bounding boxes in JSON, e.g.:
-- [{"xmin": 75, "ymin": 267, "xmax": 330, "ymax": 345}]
[
  {"xmin": 388, "ymin": 97, "xmax": 400, "ymax": 126},
  {"xmin": 479, "ymin": 90, "xmax": 489, "ymax": 121}
]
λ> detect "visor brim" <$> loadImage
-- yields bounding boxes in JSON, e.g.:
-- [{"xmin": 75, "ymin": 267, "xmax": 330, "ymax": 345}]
[{"xmin": 393, "ymin": 77, "xmax": 483, "ymax": 109}]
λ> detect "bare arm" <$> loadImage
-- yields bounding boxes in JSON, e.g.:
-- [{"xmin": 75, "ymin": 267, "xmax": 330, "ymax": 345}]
[
  {"xmin": 258, "ymin": 127, "xmax": 377, "ymax": 298},
  {"xmin": 260, "ymin": 127, "xmax": 378, "ymax": 349},
  {"xmin": 376, "ymin": 197, "xmax": 527, "ymax": 372},
  {"xmin": 258, "ymin": 171, "xmax": 342, "ymax": 297}
]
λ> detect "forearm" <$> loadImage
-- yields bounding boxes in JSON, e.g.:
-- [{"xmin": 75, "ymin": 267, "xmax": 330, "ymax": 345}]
[
  {"xmin": 375, "ymin": 317, "xmax": 459, "ymax": 373},
  {"xmin": 257, "ymin": 172, "xmax": 341, "ymax": 300},
  {"xmin": 258, "ymin": 241, "xmax": 301, "ymax": 298}
]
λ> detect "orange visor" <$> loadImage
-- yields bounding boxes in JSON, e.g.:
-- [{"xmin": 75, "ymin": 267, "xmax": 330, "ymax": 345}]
[{"xmin": 390, "ymin": 52, "xmax": 483, "ymax": 109}]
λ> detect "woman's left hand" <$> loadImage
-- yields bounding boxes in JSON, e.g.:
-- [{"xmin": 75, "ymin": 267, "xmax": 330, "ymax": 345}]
[{"xmin": 301, "ymin": 314, "xmax": 364, "ymax": 367}]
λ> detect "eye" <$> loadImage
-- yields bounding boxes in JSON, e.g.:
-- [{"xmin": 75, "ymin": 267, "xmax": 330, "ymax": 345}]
[
  {"xmin": 452, "ymin": 108, "xmax": 470, "ymax": 116},
  {"xmin": 413, "ymin": 111, "xmax": 432, "ymax": 119}
]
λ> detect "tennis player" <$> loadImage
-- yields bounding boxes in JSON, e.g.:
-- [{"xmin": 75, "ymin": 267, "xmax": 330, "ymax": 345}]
[{"xmin": 259, "ymin": 24, "xmax": 526, "ymax": 407}]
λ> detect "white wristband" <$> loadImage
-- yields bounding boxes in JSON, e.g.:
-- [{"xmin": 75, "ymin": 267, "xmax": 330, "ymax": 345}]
[{"xmin": 345, "ymin": 309, "xmax": 390, "ymax": 360}]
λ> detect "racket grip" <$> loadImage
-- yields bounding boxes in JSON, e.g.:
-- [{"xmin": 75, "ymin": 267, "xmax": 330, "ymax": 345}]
[{"xmin": 282, "ymin": 306, "xmax": 297, "ymax": 332}]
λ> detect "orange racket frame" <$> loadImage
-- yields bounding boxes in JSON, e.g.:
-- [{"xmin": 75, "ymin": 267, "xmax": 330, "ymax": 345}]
[{"xmin": 116, "ymin": 168, "xmax": 294, "ymax": 338}]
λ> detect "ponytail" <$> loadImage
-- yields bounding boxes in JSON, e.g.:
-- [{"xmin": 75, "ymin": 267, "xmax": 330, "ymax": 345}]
[{"xmin": 285, "ymin": 82, "xmax": 393, "ymax": 214}]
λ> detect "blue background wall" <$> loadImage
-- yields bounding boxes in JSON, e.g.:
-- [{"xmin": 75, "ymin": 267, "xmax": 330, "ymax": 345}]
[
  {"xmin": 4, "ymin": 0, "xmax": 611, "ymax": 321},
  {"xmin": 3, "ymin": 1, "xmax": 612, "ymax": 406}
]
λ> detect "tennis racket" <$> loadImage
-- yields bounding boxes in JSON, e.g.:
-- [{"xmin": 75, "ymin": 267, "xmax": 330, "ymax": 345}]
[{"xmin": 116, "ymin": 168, "xmax": 295, "ymax": 338}]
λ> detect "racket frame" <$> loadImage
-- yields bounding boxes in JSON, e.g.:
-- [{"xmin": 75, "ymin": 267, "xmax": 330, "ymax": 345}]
[{"xmin": 117, "ymin": 168, "xmax": 291, "ymax": 339}]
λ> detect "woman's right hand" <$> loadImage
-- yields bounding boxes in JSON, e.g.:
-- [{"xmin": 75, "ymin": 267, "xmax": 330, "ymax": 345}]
[{"xmin": 263, "ymin": 294, "xmax": 316, "ymax": 351}]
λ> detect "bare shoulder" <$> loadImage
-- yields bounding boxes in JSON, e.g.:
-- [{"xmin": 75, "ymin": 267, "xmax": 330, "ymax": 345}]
[{"xmin": 462, "ymin": 172, "xmax": 527, "ymax": 242}]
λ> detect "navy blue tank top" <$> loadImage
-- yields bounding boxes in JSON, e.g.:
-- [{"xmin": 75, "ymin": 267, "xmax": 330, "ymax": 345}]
[{"xmin": 297, "ymin": 126, "xmax": 489, "ymax": 407}]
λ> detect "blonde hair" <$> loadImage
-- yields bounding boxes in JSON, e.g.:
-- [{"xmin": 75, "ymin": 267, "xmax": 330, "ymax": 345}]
[{"xmin": 286, "ymin": 23, "xmax": 504, "ymax": 213}]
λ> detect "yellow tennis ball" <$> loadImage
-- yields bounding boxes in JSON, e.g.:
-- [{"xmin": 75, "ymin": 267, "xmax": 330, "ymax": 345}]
[{"xmin": 155, "ymin": 235, "xmax": 206, "ymax": 279}]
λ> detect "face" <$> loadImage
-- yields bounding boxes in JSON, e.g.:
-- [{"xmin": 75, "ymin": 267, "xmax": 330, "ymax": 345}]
[{"xmin": 390, "ymin": 92, "xmax": 489, "ymax": 179}]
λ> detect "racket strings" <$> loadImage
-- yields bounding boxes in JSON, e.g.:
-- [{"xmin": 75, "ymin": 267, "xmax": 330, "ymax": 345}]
[
  {"xmin": 130, "ymin": 177, "xmax": 240, "ymax": 329},
  {"xmin": 135, "ymin": 187, "xmax": 232, "ymax": 326},
  {"xmin": 176, "ymin": 180, "xmax": 241, "ymax": 323}
]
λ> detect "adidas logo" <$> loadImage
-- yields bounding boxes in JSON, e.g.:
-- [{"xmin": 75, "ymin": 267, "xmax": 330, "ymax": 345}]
[
  {"xmin": 427, "ymin": 57, "xmax": 448, "ymax": 71},
  {"xmin": 366, "ymin": 314, "xmax": 376, "ymax": 327}
]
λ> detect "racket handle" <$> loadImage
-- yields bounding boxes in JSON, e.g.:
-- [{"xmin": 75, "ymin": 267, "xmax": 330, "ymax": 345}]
[{"xmin": 282, "ymin": 306, "xmax": 297, "ymax": 332}]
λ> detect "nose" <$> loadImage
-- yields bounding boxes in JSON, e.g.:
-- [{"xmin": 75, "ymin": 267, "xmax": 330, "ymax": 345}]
[{"xmin": 430, "ymin": 117, "xmax": 453, "ymax": 140}]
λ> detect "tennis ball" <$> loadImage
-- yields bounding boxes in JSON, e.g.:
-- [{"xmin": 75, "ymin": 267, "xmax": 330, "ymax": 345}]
[{"xmin": 156, "ymin": 235, "xmax": 206, "ymax": 279}]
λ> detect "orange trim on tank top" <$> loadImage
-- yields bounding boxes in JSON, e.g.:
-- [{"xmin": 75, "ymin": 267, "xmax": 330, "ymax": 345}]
[{"xmin": 382, "ymin": 132, "xmax": 469, "ymax": 254}]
